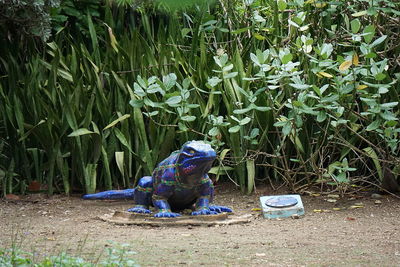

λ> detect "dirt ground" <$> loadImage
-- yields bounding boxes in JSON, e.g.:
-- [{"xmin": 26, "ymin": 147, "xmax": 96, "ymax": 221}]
[{"xmin": 1, "ymin": 184, "xmax": 400, "ymax": 266}]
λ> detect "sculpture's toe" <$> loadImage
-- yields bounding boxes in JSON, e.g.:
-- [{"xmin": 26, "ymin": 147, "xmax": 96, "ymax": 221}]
[
  {"xmin": 127, "ymin": 206, "xmax": 151, "ymax": 214},
  {"xmin": 209, "ymin": 205, "xmax": 233, "ymax": 213},
  {"xmin": 191, "ymin": 209, "xmax": 218, "ymax": 216},
  {"xmin": 154, "ymin": 212, "xmax": 181, "ymax": 218}
]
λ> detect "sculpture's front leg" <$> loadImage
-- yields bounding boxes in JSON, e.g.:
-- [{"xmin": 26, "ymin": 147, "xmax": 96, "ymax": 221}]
[
  {"xmin": 152, "ymin": 183, "xmax": 181, "ymax": 218},
  {"xmin": 191, "ymin": 177, "xmax": 233, "ymax": 215},
  {"xmin": 191, "ymin": 196, "xmax": 218, "ymax": 216},
  {"xmin": 209, "ymin": 205, "xmax": 233, "ymax": 213},
  {"xmin": 153, "ymin": 195, "xmax": 181, "ymax": 218}
]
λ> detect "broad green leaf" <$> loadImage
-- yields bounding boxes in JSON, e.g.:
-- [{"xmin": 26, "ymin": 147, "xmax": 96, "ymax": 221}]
[
  {"xmin": 253, "ymin": 33, "xmax": 266, "ymax": 40},
  {"xmin": 366, "ymin": 120, "xmax": 380, "ymax": 131},
  {"xmin": 254, "ymin": 106, "xmax": 271, "ymax": 112},
  {"xmin": 223, "ymin": 72, "xmax": 238, "ymax": 79},
  {"xmin": 162, "ymin": 73, "xmax": 177, "ymax": 90},
  {"xmin": 233, "ymin": 107, "xmax": 252, "ymax": 115},
  {"xmin": 129, "ymin": 99, "xmax": 144, "ymax": 108},
  {"xmin": 350, "ymin": 19, "xmax": 361, "ymax": 33},
  {"xmin": 381, "ymin": 102, "xmax": 398, "ymax": 109},
  {"xmin": 380, "ymin": 112, "xmax": 398, "ymax": 121},
  {"xmin": 277, "ymin": 0, "xmax": 287, "ymax": 11},
  {"xmin": 231, "ymin": 27, "xmax": 251, "ymax": 34},
  {"xmin": 223, "ymin": 64, "xmax": 234, "ymax": 72},
  {"xmin": 378, "ymin": 87, "xmax": 388, "ymax": 94},
  {"xmin": 375, "ymin": 73, "xmax": 386, "ymax": 81},
  {"xmin": 317, "ymin": 110, "xmax": 327, "ymax": 122},
  {"xmin": 370, "ymin": 35, "xmax": 387, "ymax": 48},
  {"xmin": 282, "ymin": 122, "xmax": 292, "ymax": 136},
  {"xmin": 207, "ymin": 77, "xmax": 222, "ymax": 87},
  {"xmin": 363, "ymin": 25, "xmax": 375, "ymax": 44},
  {"xmin": 208, "ymin": 127, "xmax": 219, "ymax": 137},
  {"xmin": 209, "ymin": 166, "xmax": 234, "ymax": 175},
  {"xmin": 281, "ymin": 53, "xmax": 293, "ymax": 64},
  {"xmin": 181, "ymin": 115, "xmax": 196, "ymax": 122},
  {"xmin": 352, "ymin": 10, "xmax": 367, "ymax": 17},
  {"xmin": 133, "ymin": 82, "xmax": 146, "ymax": 97},
  {"xmin": 165, "ymin": 96, "xmax": 182, "ymax": 106},
  {"xmin": 289, "ymin": 83, "xmax": 310, "ymax": 90},
  {"xmin": 228, "ymin": 125, "xmax": 240, "ymax": 133},
  {"xmin": 239, "ymin": 117, "xmax": 251, "ymax": 125}
]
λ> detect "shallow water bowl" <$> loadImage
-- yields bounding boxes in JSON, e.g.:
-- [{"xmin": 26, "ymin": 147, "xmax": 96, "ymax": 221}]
[{"xmin": 260, "ymin": 194, "xmax": 304, "ymax": 219}]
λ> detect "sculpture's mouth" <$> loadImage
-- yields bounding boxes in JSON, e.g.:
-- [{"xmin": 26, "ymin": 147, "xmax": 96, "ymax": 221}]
[{"xmin": 180, "ymin": 158, "xmax": 215, "ymax": 176}]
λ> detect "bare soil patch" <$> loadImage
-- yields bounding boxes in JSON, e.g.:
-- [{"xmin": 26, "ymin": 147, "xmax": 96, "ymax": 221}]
[{"xmin": 1, "ymin": 185, "xmax": 400, "ymax": 266}]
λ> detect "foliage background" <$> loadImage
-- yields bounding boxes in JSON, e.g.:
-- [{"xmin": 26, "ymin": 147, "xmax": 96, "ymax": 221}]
[{"xmin": 0, "ymin": 0, "xmax": 399, "ymax": 195}]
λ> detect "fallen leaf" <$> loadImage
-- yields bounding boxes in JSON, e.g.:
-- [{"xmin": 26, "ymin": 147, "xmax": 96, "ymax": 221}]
[
  {"xmin": 349, "ymin": 205, "xmax": 364, "ymax": 209},
  {"xmin": 326, "ymin": 199, "xmax": 337, "ymax": 203},
  {"xmin": 5, "ymin": 194, "xmax": 20, "ymax": 201},
  {"xmin": 311, "ymin": 193, "xmax": 320, "ymax": 197},
  {"xmin": 356, "ymin": 84, "xmax": 368, "ymax": 90},
  {"xmin": 256, "ymin": 253, "xmax": 266, "ymax": 257},
  {"xmin": 339, "ymin": 60, "xmax": 352, "ymax": 71},
  {"xmin": 251, "ymin": 208, "xmax": 261, "ymax": 211},
  {"xmin": 318, "ymin": 71, "xmax": 333, "ymax": 78},
  {"xmin": 346, "ymin": 217, "xmax": 356, "ymax": 221},
  {"xmin": 352, "ymin": 53, "xmax": 359, "ymax": 66},
  {"xmin": 313, "ymin": 209, "xmax": 322, "ymax": 213},
  {"xmin": 28, "ymin": 180, "xmax": 41, "ymax": 192},
  {"xmin": 374, "ymin": 200, "xmax": 382, "ymax": 204},
  {"xmin": 327, "ymin": 194, "xmax": 340, "ymax": 198},
  {"xmin": 332, "ymin": 208, "xmax": 342, "ymax": 211}
]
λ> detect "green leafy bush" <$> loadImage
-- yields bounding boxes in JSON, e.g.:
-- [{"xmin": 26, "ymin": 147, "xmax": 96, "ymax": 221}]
[{"xmin": 0, "ymin": 0, "xmax": 399, "ymax": 195}]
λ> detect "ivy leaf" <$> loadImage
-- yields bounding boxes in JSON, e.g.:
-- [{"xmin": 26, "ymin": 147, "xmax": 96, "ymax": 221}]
[
  {"xmin": 350, "ymin": 19, "xmax": 361, "ymax": 34},
  {"xmin": 317, "ymin": 110, "xmax": 327, "ymax": 122},
  {"xmin": 370, "ymin": 35, "xmax": 387, "ymax": 48},
  {"xmin": 228, "ymin": 125, "xmax": 240, "ymax": 133},
  {"xmin": 180, "ymin": 115, "xmax": 196, "ymax": 122},
  {"xmin": 165, "ymin": 96, "xmax": 182, "ymax": 106},
  {"xmin": 239, "ymin": 117, "xmax": 251, "ymax": 125},
  {"xmin": 162, "ymin": 73, "xmax": 177, "ymax": 90},
  {"xmin": 282, "ymin": 122, "xmax": 292, "ymax": 136},
  {"xmin": 366, "ymin": 120, "xmax": 380, "ymax": 131},
  {"xmin": 380, "ymin": 112, "xmax": 398, "ymax": 121},
  {"xmin": 129, "ymin": 99, "xmax": 144, "ymax": 108},
  {"xmin": 363, "ymin": 25, "xmax": 375, "ymax": 44}
]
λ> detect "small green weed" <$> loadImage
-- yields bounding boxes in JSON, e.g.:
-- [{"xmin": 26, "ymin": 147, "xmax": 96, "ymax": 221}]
[{"xmin": 0, "ymin": 241, "xmax": 139, "ymax": 267}]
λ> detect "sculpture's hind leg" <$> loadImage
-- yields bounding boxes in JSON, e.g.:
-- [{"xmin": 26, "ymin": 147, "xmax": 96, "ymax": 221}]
[{"xmin": 127, "ymin": 176, "xmax": 153, "ymax": 214}]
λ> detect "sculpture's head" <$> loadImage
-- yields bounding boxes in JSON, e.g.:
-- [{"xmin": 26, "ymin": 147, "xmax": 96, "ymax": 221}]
[{"xmin": 177, "ymin": 140, "xmax": 216, "ymax": 179}]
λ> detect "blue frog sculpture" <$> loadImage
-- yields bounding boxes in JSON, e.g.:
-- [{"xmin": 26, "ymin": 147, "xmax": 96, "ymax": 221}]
[{"xmin": 83, "ymin": 140, "xmax": 232, "ymax": 218}]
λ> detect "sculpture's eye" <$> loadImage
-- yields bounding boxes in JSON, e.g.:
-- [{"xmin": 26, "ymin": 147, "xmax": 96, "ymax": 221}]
[{"xmin": 189, "ymin": 150, "xmax": 195, "ymax": 154}]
